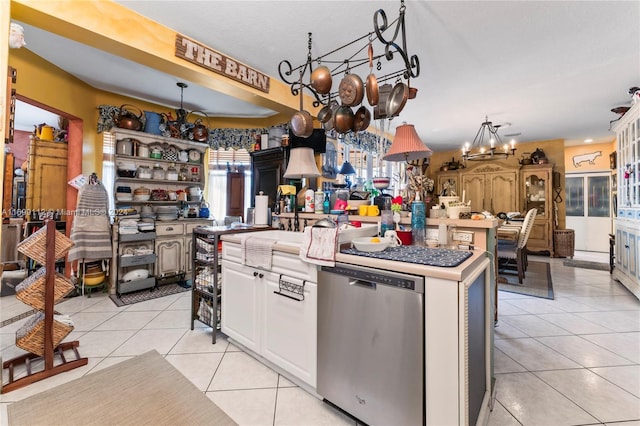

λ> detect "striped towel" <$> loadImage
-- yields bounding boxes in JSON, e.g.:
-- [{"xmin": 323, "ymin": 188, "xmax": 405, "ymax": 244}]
[
  {"xmin": 241, "ymin": 236, "xmax": 276, "ymax": 269},
  {"xmin": 68, "ymin": 183, "xmax": 112, "ymax": 262}
]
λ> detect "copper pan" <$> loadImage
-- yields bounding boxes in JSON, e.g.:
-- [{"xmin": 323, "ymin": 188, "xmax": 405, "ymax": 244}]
[
  {"xmin": 334, "ymin": 105, "xmax": 355, "ymax": 134},
  {"xmin": 290, "ymin": 88, "xmax": 313, "ymax": 137},
  {"xmin": 310, "ymin": 65, "xmax": 332, "ymax": 95},
  {"xmin": 366, "ymin": 42, "xmax": 379, "ymax": 106},
  {"xmin": 386, "ymin": 82, "xmax": 409, "ymax": 118},
  {"xmin": 352, "ymin": 106, "xmax": 371, "ymax": 132},
  {"xmin": 338, "ymin": 74, "xmax": 364, "ymax": 107}
]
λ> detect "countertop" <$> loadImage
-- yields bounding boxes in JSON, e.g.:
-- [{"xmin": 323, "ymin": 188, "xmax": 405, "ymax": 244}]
[{"xmin": 221, "ymin": 230, "xmax": 490, "ymax": 282}]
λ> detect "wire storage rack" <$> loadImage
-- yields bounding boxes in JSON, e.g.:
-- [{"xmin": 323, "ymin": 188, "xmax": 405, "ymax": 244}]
[{"xmin": 190, "ymin": 225, "xmax": 269, "ymax": 343}]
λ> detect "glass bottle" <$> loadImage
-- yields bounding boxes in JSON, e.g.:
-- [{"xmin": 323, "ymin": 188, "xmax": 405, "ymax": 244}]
[
  {"xmin": 152, "ymin": 163, "xmax": 165, "ymax": 180},
  {"xmin": 411, "ymin": 201, "xmax": 426, "ymax": 245},
  {"xmin": 381, "ymin": 210, "xmax": 394, "ymax": 237}
]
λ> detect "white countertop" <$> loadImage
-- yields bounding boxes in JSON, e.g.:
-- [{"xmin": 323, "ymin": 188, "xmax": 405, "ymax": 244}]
[{"xmin": 221, "ymin": 230, "xmax": 489, "ymax": 282}]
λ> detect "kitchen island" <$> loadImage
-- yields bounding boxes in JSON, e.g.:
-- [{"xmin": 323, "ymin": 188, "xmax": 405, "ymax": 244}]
[{"xmin": 220, "ymin": 230, "xmax": 494, "ymax": 426}]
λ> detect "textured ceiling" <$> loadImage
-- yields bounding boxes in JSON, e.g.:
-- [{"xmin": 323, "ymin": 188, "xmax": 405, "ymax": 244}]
[{"xmin": 12, "ymin": 1, "xmax": 640, "ymax": 151}]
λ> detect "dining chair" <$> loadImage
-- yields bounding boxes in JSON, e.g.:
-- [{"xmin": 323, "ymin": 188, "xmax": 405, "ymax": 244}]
[{"xmin": 497, "ymin": 208, "xmax": 537, "ymax": 284}]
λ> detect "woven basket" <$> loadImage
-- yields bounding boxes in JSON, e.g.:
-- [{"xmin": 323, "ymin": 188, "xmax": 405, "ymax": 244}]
[
  {"xmin": 17, "ymin": 225, "xmax": 74, "ymax": 265},
  {"xmin": 16, "ymin": 312, "xmax": 73, "ymax": 357},
  {"xmin": 554, "ymin": 229, "xmax": 575, "ymax": 258},
  {"xmin": 15, "ymin": 267, "xmax": 75, "ymax": 310}
]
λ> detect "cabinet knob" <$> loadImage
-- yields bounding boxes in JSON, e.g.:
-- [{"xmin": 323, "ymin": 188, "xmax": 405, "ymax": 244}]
[
  {"xmin": 166, "ymin": 227, "xmax": 174, "ymax": 231},
  {"xmin": 253, "ymin": 271, "xmax": 259, "ymax": 277},
  {"xmin": 259, "ymin": 273, "xmax": 264, "ymax": 279}
]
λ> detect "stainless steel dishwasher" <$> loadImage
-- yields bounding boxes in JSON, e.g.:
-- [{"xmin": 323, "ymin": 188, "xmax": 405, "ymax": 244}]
[{"xmin": 317, "ymin": 263, "xmax": 424, "ymax": 426}]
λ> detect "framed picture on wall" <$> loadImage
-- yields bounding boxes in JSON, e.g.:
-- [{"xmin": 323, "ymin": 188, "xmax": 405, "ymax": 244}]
[{"xmin": 610, "ymin": 151, "xmax": 617, "ymax": 170}]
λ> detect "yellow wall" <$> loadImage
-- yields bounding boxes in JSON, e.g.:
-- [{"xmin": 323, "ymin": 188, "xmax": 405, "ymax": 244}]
[
  {"xmin": 564, "ymin": 141, "xmax": 616, "ymax": 173},
  {"xmin": 427, "ymin": 138, "xmax": 568, "ymax": 228},
  {"xmin": 9, "ymin": 47, "xmax": 287, "ymax": 176}
]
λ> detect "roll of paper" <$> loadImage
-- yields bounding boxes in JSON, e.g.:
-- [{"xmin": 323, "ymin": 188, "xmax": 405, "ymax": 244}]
[{"xmin": 255, "ymin": 193, "xmax": 269, "ymax": 225}]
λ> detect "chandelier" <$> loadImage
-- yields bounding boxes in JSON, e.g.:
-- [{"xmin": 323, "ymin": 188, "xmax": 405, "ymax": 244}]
[{"xmin": 461, "ymin": 116, "xmax": 516, "ymax": 162}]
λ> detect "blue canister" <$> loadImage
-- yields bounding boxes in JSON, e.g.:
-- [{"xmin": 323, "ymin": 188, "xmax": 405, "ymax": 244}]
[
  {"xmin": 411, "ymin": 201, "xmax": 426, "ymax": 245},
  {"xmin": 144, "ymin": 111, "xmax": 163, "ymax": 135}
]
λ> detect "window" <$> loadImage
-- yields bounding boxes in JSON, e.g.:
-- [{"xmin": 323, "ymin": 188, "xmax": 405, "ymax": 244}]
[{"xmin": 207, "ymin": 148, "xmax": 251, "ymax": 223}]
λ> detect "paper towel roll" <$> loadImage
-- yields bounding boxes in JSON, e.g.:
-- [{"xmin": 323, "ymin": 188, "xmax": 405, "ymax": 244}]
[{"xmin": 255, "ymin": 194, "xmax": 269, "ymax": 225}]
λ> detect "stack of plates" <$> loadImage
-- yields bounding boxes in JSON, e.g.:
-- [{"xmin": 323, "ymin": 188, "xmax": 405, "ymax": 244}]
[
  {"xmin": 116, "ymin": 185, "xmax": 133, "ymax": 202},
  {"xmin": 156, "ymin": 205, "xmax": 178, "ymax": 221}
]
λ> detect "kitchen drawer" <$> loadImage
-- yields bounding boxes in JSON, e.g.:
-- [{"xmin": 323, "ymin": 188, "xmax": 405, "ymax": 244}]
[
  {"xmin": 156, "ymin": 222, "xmax": 185, "ymax": 236},
  {"xmin": 222, "ymin": 242, "xmax": 243, "ymax": 263},
  {"xmin": 186, "ymin": 221, "xmax": 213, "ymax": 234}
]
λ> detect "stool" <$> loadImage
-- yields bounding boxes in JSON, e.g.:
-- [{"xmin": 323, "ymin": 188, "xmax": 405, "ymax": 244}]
[{"xmin": 1, "ymin": 269, "xmax": 27, "ymax": 297}]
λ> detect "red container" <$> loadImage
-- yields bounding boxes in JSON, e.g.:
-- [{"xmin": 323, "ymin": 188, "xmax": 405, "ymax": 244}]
[{"xmin": 397, "ymin": 230, "xmax": 413, "ymax": 246}]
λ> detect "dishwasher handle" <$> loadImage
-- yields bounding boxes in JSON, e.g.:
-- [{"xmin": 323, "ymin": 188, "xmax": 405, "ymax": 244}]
[{"xmin": 349, "ymin": 279, "xmax": 377, "ymax": 290}]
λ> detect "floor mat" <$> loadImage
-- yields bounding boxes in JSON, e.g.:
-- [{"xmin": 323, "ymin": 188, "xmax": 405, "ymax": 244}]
[
  {"xmin": 498, "ymin": 260, "xmax": 554, "ymax": 299},
  {"xmin": 562, "ymin": 259, "xmax": 610, "ymax": 271},
  {"xmin": 109, "ymin": 282, "xmax": 190, "ymax": 307}
]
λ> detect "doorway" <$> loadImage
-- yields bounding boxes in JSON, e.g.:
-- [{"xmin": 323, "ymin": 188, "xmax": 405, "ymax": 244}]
[{"xmin": 565, "ymin": 172, "xmax": 612, "ymax": 252}]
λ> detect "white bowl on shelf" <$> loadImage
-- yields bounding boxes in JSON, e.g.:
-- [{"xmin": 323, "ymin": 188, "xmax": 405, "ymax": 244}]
[{"xmin": 121, "ymin": 269, "xmax": 149, "ymax": 282}]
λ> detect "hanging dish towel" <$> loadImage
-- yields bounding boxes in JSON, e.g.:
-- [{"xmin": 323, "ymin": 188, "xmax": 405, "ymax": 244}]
[
  {"xmin": 241, "ymin": 236, "xmax": 276, "ymax": 269},
  {"xmin": 68, "ymin": 182, "xmax": 112, "ymax": 262},
  {"xmin": 299, "ymin": 226, "xmax": 339, "ymax": 267}
]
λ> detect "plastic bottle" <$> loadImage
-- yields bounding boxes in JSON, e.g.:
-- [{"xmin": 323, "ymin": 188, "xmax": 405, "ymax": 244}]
[
  {"xmin": 305, "ymin": 189, "xmax": 315, "ymax": 212},
  {"xmin": 323, "ymin": 192, "xmax": 330, "ymax": 214}
]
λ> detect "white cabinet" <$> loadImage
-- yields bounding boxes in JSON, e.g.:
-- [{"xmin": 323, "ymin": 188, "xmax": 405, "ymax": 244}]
[
  {"xmin": 221, "ymin": 259, "xmax": 272, "ymax": 353},
  {"xmin": 613, "ymin": 100, "xmax": 640, "ymax": 299},
  {"xmin": 221, "ymin": 240, "xmax": 318, "ymax": 388},
  {"xmin": 263, "ymin": 279, "xmax": 317, "ymax": 388},
  {"xmin": 155, "ymin": 238, "xmax": 184, "ymax": 277}
]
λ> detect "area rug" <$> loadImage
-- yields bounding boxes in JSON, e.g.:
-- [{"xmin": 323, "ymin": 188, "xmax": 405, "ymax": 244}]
[
  {"xmin": 498, "ymin": 260, "xmax": 554, "ymax": 300},
  {"xmin": 563, "ymin": 259, "xmax": 610, "ymax": 271},
  {"xmin": 7, "ymin": 350, "xmax": 237, "ymax": 426},
  {"xmin": 109, "ymin": 282, "xmax": 189, "ymax": 307}
]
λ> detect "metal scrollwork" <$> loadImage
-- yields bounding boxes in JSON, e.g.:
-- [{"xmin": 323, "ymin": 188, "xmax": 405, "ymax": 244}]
[{"xmin": 278, "ymin": 0, "xmax": 420, "ymax": 112}]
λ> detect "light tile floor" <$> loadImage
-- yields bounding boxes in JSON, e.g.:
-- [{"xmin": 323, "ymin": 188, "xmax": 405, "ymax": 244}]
[{"xmin": 1, "ymin": 251, "xmax": 638, "ymax": 426}]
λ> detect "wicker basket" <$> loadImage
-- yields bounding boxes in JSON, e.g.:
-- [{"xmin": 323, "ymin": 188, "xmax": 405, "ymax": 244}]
[
  {"xmin": 15, "ymin": 267, "xmax": 75, "ymax": 310},
  {"xmin": 17, "ymin": 225, "xmax": 74, "ymax": 266},
  {"xmin": 554, "ymin": 229, "xmax": 575, "ymax": 258},
  {"xmin": 16, "ymin": 312, "xmax": 73, "ymax": 357}
]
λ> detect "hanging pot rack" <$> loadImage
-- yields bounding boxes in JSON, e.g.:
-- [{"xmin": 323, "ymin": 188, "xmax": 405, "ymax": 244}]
[{"xmin": 278, "ymin": 0, "xmax": 420, "ymax": 109}]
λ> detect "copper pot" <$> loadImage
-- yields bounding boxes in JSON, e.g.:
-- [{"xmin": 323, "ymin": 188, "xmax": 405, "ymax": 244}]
[
  {"xmin": 310, "ymin": 65, "xmax": 332, "ymax": 95},
  {"xmin": 115, "ymin": 104, "xmax": 144, "ymax": 131},
  {"xmin": 317, "ymin": 94, "xmax": 334, "ymax": 124},
  {"xmin": 322, "ymin": 100, "xmax": 340, "ymax": 131},
  {"xmin": 290, "ymin": 85, "xmax": 314, "ymax": 138},
  {"xmin": 338, "ymin": 74, "xmax": 364, "ymax": 107},
  {"xmin": 334, "ymin": 105, "xmax": 355, "ymax": 133},
  {"xmin": 352, "ymin": 106, "xmax": 371, "ymax": 132}
]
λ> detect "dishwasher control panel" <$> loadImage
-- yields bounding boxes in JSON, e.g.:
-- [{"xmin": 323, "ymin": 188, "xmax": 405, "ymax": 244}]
[{"xmin": 321, "ymin": 264, "xmax": 424, "ymax": 292}]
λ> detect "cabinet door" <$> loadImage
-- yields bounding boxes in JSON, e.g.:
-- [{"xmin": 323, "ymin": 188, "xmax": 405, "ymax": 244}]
[
  {"xmin": 251, "ymin": 148, "xmax": 285, "ymax": 210},
  {"xmin": 220, "ymin": 259, "xmax": 264, "ymax": 352},
  {"xmin": 263, "ymin": 279, "xmax": 317, "ymax": 388},
  {"xmin": 184, "ymin": 236, "xmax": 192, "ymax": 277},
  {"xmin": 26, "ymin": 140, "xmax": 68, "ymax": 212},
  {"xmin": 488, "ymin": 172, "xmax": 518, "ymax": 213},
  {"xmin": 155, "ymin": 238, "xmax": 184, "ymax": 276},
  {"xmin": 461, "ymin": 174, "xmax": 486, "ymax": 212}
]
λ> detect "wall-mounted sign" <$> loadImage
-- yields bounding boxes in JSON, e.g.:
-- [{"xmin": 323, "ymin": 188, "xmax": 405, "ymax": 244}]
[{"xmin": 175, "ymin": 34, "xmax": 270, "ymax": 93}]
